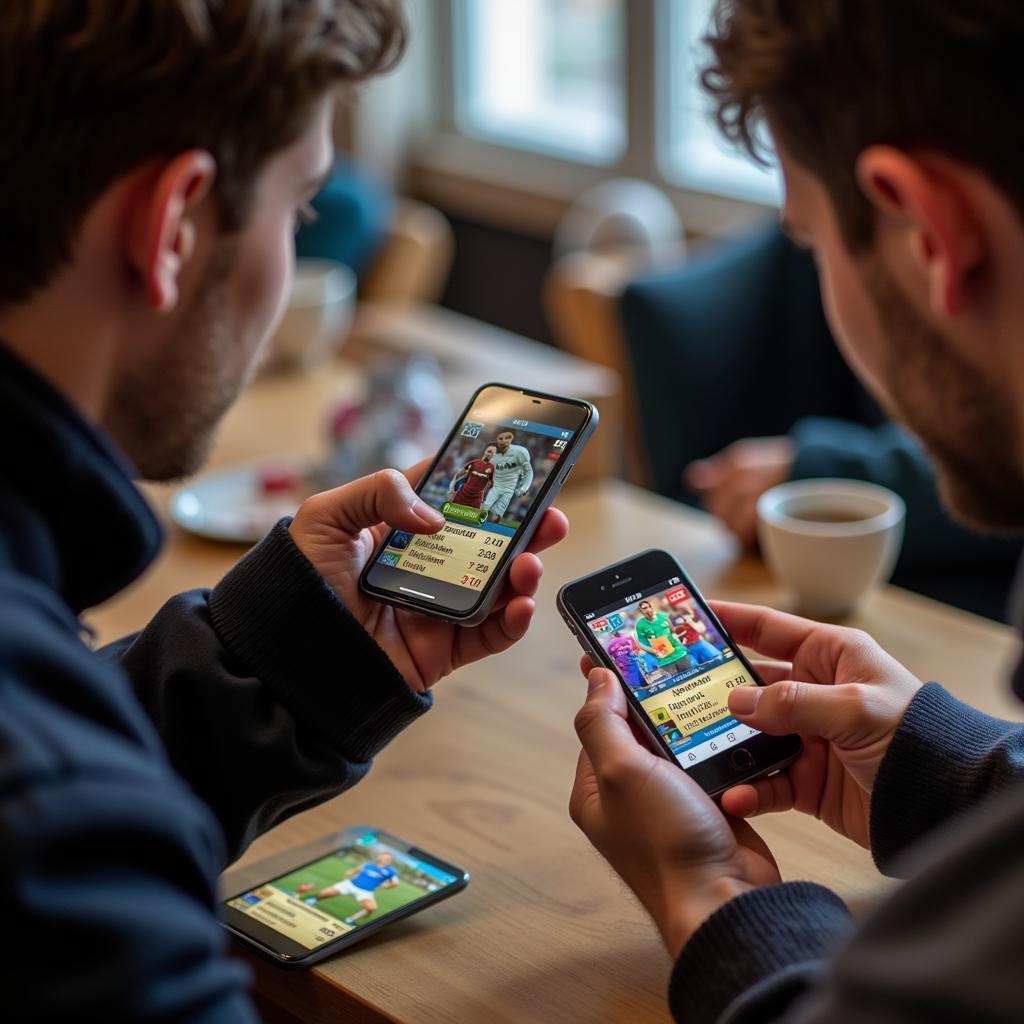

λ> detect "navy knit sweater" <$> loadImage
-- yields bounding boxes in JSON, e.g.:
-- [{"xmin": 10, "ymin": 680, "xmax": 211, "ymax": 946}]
[
  {"xmin": 0, "ymin": 345, "xmax": 430, "ymax": 1019},
  {"xmin": 668, "ymin": 686, "xmax": 1024, "ymax": 1021}
]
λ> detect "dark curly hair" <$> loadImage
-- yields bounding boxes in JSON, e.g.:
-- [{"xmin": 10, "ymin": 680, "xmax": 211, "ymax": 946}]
[{"xmin": 702, "ymin": 1, "xmax": 1024, "ymax": 250}]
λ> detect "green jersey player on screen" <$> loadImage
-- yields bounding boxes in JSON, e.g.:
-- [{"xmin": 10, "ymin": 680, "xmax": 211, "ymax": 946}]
[{"xmin": 482, "ymin": 429, "xmax": 534, "ymax": 523}]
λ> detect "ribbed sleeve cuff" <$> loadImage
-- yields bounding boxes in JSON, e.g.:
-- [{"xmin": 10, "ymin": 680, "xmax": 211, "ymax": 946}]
[
  {"xmin": 208, "ymin": 519, "xmax": 430, "ymax": 761},
  {"xmin": 869, "ymin": 681, "xmax": 1017, "ymax": 875},
  {"xmin": 669, "ymin": 882, "xmax": 851, "ymax": 1024}
]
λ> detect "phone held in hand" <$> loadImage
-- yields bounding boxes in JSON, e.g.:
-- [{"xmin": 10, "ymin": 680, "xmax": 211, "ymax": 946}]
[
  {"xmin": 557, "ymin": 549, "xmax": 802, "ymax": 796},
  {"xmin": 360, "ymin": 382, "xmax": 598, "ymax": 626},
  {"xmin": 220, "ymin": 827, "xmax": 469, "ymax": 967}
]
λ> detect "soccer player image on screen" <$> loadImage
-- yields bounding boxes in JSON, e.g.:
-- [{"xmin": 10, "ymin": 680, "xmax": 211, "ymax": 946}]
[
  {"xmin": 296, "ymin": 852, "xmax": 400, "ymax": 926},
  {"xmin": 605, "ymin": 630, "xmax": 648, "ymax": 691},
  {"xmin": 635, "ymin": 599, "xmax": 693, "ymax": 677},
  {"xmin": 482, "ymin": 430, "xmax": 535, "ymax": 524},
  {"xmin": 671, "ymin": 609, "xmax": 722, "ymax": 665},
  {"xmin": 447, "ymin": 443, "xmax": 497, "ymax": 509}
]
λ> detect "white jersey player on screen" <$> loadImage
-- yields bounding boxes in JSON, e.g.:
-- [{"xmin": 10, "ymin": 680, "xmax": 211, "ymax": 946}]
[{"xmin": 481, "ymin": 429, "xmax": 534, "ymax": 523}]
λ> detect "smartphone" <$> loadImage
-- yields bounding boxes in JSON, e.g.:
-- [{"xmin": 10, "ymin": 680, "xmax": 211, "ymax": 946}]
[
  {"xmin": 220, "ymin": 827, "xmax": 469, "ymax": 967},
  {"xmin": 360, "ymin": 382, "xmax": 597, "ymax": 625},
  {"xmin": 557, "ymin": 549, "xmax": 802, "ymax": 796}
]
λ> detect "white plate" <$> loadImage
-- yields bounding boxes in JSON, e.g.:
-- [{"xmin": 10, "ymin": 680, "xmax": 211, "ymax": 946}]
[{"xmin": 169, "ymin": 459, "xmax": 315, "ymax": 543}]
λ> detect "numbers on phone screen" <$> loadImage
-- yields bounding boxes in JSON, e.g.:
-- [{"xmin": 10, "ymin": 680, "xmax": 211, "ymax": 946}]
[
  {"xmin": 482, "ymin": 537, "xmax": 505, "ymax": 548},
  {"xmin": 476, "ymin": 549, "xmax": 498, "ymax": 560},
  {"xmin": 460, "ymin": 575, "xmax": 484, "ymax": 588},
  {"xmin": 467, "ymin": 561, "xmax": 491, "ymax": 575},
  {"xmin": 724, "ymin": 675, "xmax": 748, "ymax": 689}
]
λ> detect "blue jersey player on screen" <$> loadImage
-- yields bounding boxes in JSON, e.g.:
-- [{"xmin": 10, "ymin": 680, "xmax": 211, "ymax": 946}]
[{"xmin": 296, "ymin": 852, "xmax": 400, "ymax": 925}]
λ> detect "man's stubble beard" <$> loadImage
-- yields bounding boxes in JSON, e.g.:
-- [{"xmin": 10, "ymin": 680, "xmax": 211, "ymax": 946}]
[
  {"xmin": 103, "ymin": 240, "xmax": 262, "ymax": 482},
  {"xmin": 861, "ymin": 260, "xmax": 1024, "ymax": 534}
]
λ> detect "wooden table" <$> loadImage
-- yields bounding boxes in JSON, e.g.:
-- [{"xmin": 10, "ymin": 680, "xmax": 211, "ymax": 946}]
[{"xmin": 87, "ymin": 354, "xmax": 1023, "ymax": 1024}]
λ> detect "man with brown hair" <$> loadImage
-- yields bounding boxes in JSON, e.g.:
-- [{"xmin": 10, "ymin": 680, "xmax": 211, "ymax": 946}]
[
  {"xmin": 0, "ymin": 2, "xmax": 567, "ymax": 1018},
  {"xmin": 570, "ymin": 2, "xmax": 1024, "ymax": 1021}
]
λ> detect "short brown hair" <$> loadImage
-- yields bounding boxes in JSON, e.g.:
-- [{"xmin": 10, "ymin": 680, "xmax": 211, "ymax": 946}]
[
  {"xmin": 702, "ymin": 1, "xmax": 1024, "ymax": 250},
  {"xmin": 0, "ymin": 0, "xmax": 404, "ymax": 305}
]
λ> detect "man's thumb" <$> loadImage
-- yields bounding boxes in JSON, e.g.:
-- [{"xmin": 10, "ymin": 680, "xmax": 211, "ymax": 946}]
[
  {"xmin": 728, "ymin": 680, "xmax": 844, "ymax": 740},
  {"xmin": 304, "ymin": 468, "xmax": 444, "ymax": 537}
]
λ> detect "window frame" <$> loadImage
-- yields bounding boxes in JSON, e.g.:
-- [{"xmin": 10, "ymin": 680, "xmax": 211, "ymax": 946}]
[{"xmin": 410, "ymin": 0, "xmax": 777, "ymax": 239}]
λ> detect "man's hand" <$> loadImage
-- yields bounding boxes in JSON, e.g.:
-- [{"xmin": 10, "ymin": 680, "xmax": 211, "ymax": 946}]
[
  {"xmin": 715, "ymin": 602, "xmax": 922, "ymax": 848},
  {"xmin": 685, "ymin": 437, "xmax": 794, "ymax": 546},
  {"xmin": 570, "ymin": 662, "xmax": 781, "ymax": 958},
  {"xmin": 288, "ymin": 460, "xmax": 568, "ymax": 694}
]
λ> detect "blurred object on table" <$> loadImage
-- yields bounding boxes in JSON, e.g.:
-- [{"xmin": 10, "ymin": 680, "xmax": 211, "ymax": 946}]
[
  {"xmin": 262, "ymin": 259, "xmax": 357, "ymax": 374},
  {"xmin": 317, "ymin": 355, "xmax": 449, "ymax": 488}
]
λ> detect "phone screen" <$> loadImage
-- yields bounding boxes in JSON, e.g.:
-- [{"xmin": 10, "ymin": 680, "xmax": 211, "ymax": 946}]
[
  {"xmin": 584, "ymin": 576, "xmax": 762, "ymax": 768},
  {"xmin": 363, "ymin": 385, "xmax": 590, "ymax": 614},
  {"xmin": 224, "ymin": 831, "xmax": 462, "ymax": 951}
]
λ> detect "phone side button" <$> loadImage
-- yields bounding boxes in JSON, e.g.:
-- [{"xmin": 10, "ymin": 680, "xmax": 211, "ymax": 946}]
[
  {"xmin": 560, "ymin": 462, "xmax": 575, "ymax": 484},
  {"xmin": 729, "ymin": 749, "xmax": 755, "ymax": 773}
]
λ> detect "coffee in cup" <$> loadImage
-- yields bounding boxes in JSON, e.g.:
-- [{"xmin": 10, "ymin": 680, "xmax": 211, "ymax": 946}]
[{"xmin": 756, "ymin": 479, "xmax": 906, "ymax": 618}]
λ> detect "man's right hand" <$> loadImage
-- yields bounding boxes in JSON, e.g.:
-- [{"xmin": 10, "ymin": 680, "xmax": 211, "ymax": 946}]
[{"xmin": 715, "ymin": 602, "xmax": 922, "ymax": 848}]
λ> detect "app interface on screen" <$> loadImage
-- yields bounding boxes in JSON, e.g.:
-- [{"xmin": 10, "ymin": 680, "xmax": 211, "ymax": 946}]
[
  {"xmin": 376, "ymin": 408, "xmax": 575, "ymax": 594},
  {"xmin": 225, "ymin": 833, "xmax": 459, "ymax": 950},
  {"xmin": 586, "ymin": 579, "xmax": 761, "ymax": 768}
]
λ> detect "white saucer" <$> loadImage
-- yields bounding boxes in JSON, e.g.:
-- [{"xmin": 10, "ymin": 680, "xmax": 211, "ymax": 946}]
[{"xmin": 169, "ymin": 459, "xmax": 315, "ymax": 543}]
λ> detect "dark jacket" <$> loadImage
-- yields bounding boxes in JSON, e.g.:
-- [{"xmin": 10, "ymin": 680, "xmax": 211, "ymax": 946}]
[
  {"xmin": 670, "ymin": 681, "xmax": 1024, "ymax": 1022},
  {"xmin": 0, "ymin": 345, "xmax": 430, "ymax": 1020}
]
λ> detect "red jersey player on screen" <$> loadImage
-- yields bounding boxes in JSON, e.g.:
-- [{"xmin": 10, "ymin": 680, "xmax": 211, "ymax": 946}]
[{"xmin": 449, "ymin": 444, "xmax": 497, "ymax": 508}]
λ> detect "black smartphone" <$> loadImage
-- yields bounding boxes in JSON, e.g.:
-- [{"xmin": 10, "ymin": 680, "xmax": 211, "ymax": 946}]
[
  {"xmin": 360, "ymin": 382, "xmax": 597, "ymax": 625},
  {"xmin": 557, "ymin": 549, "xmax": 802, "ymax": 796},
  {"xmin": 220, "ymin": 827, "xmax": 469, "ymax": 967}
]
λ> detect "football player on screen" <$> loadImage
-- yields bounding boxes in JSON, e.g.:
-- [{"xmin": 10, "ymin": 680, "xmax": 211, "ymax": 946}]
[{"xmin": 482, "ymin": 430, "xmax": 534, "ymax": 524}]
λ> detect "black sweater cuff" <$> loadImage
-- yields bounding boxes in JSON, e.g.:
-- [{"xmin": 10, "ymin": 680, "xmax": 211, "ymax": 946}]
[
  {"xmin": 669, "ymin": 882, "xmax": 851, "ymax": 1024},
  {"xmin": 208, "ymin": 519, "xmax": 430, "ymax": 761},
  {"xmin": 869, "ymin": 681, "xmax": 1021, "ymax": 875}
]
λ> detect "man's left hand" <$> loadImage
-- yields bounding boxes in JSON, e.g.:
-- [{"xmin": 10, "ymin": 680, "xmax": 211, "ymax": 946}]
[
  {"xmin": 685, "ymin": 437, "xmax": 794, "ymax": 547},
  {"xmin": 570, "ymin": 658, "xmax": 781, "ymax": 957},
  {"xmin": 289, "ymin": 459, "xmax": 568, "ymax": 694}
]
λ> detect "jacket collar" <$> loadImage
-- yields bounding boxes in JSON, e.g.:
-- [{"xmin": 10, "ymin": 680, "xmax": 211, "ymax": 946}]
[{"xmin": 0, "ymin": 343, "xmax": 162, "ymax": 613}]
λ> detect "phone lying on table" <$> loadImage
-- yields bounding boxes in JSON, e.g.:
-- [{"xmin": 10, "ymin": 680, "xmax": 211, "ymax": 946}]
[
  {"xmin": 557, "ymin": 549, "xmax": 802, "ymax": 796},
  {"xmin": 360, "ymin": 382, "xmax": 597, "ymax": 626},
  {"xmin": 220, "ymin": 827, "xmax": 469, "ymax": 966}
]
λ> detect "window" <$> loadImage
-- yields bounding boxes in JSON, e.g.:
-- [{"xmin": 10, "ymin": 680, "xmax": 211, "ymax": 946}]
[
  {"xmin": 437, "ymin": 0, "xmax": 778, "ymax": 217},
  {"xmin": 663, "ymin": 0, "xmax": 781, "ymax": 202},
  {"xmin": 454, "ymin": 0, "xmax": 627, "ymax": 164}
]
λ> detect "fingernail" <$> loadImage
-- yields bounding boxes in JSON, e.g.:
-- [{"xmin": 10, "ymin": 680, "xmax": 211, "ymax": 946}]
[
  {"xmin": 729, "ymin": 686, "xmax": 760, "ymax": 716},
  {"xmin": 413, "ymin": 500, "xmax": 444, "ymax": 527}
]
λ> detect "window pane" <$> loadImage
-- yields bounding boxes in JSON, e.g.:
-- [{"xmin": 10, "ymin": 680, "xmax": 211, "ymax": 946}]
[
  {"xmin": 666, "ymin": 0, "xmax": 780, "ymax": 203},
  {"xmin": 456, "ymin": 0, "xmax": 626, "ymax": 164}
]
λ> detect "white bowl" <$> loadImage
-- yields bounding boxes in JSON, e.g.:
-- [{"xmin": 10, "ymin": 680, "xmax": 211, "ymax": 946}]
[
  {"xmin": 263, "ymin": 259, "xmax": 357, "ymax": 373},
  {"xmin": 757, "ymin": 479, "xmax": 906, "ymax": 618}
]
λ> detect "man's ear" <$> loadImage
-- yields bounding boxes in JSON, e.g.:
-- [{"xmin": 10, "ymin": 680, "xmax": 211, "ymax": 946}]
[
  {"xmin": 127, "ymin": 151, "xmax": 217, "ymax": 314},
  {"xmin": 855, "ymin": 146, "xmax": 985, "ymax": 318}
]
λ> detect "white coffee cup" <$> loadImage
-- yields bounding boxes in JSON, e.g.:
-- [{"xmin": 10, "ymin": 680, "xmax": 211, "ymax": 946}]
[
  {"xmin": 757, "ymin": 479, "xmax": 906, "ymax": 618},
  {"xmin": 263, "ymin": 258, "xmax": 357, "ymax": 373}
]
